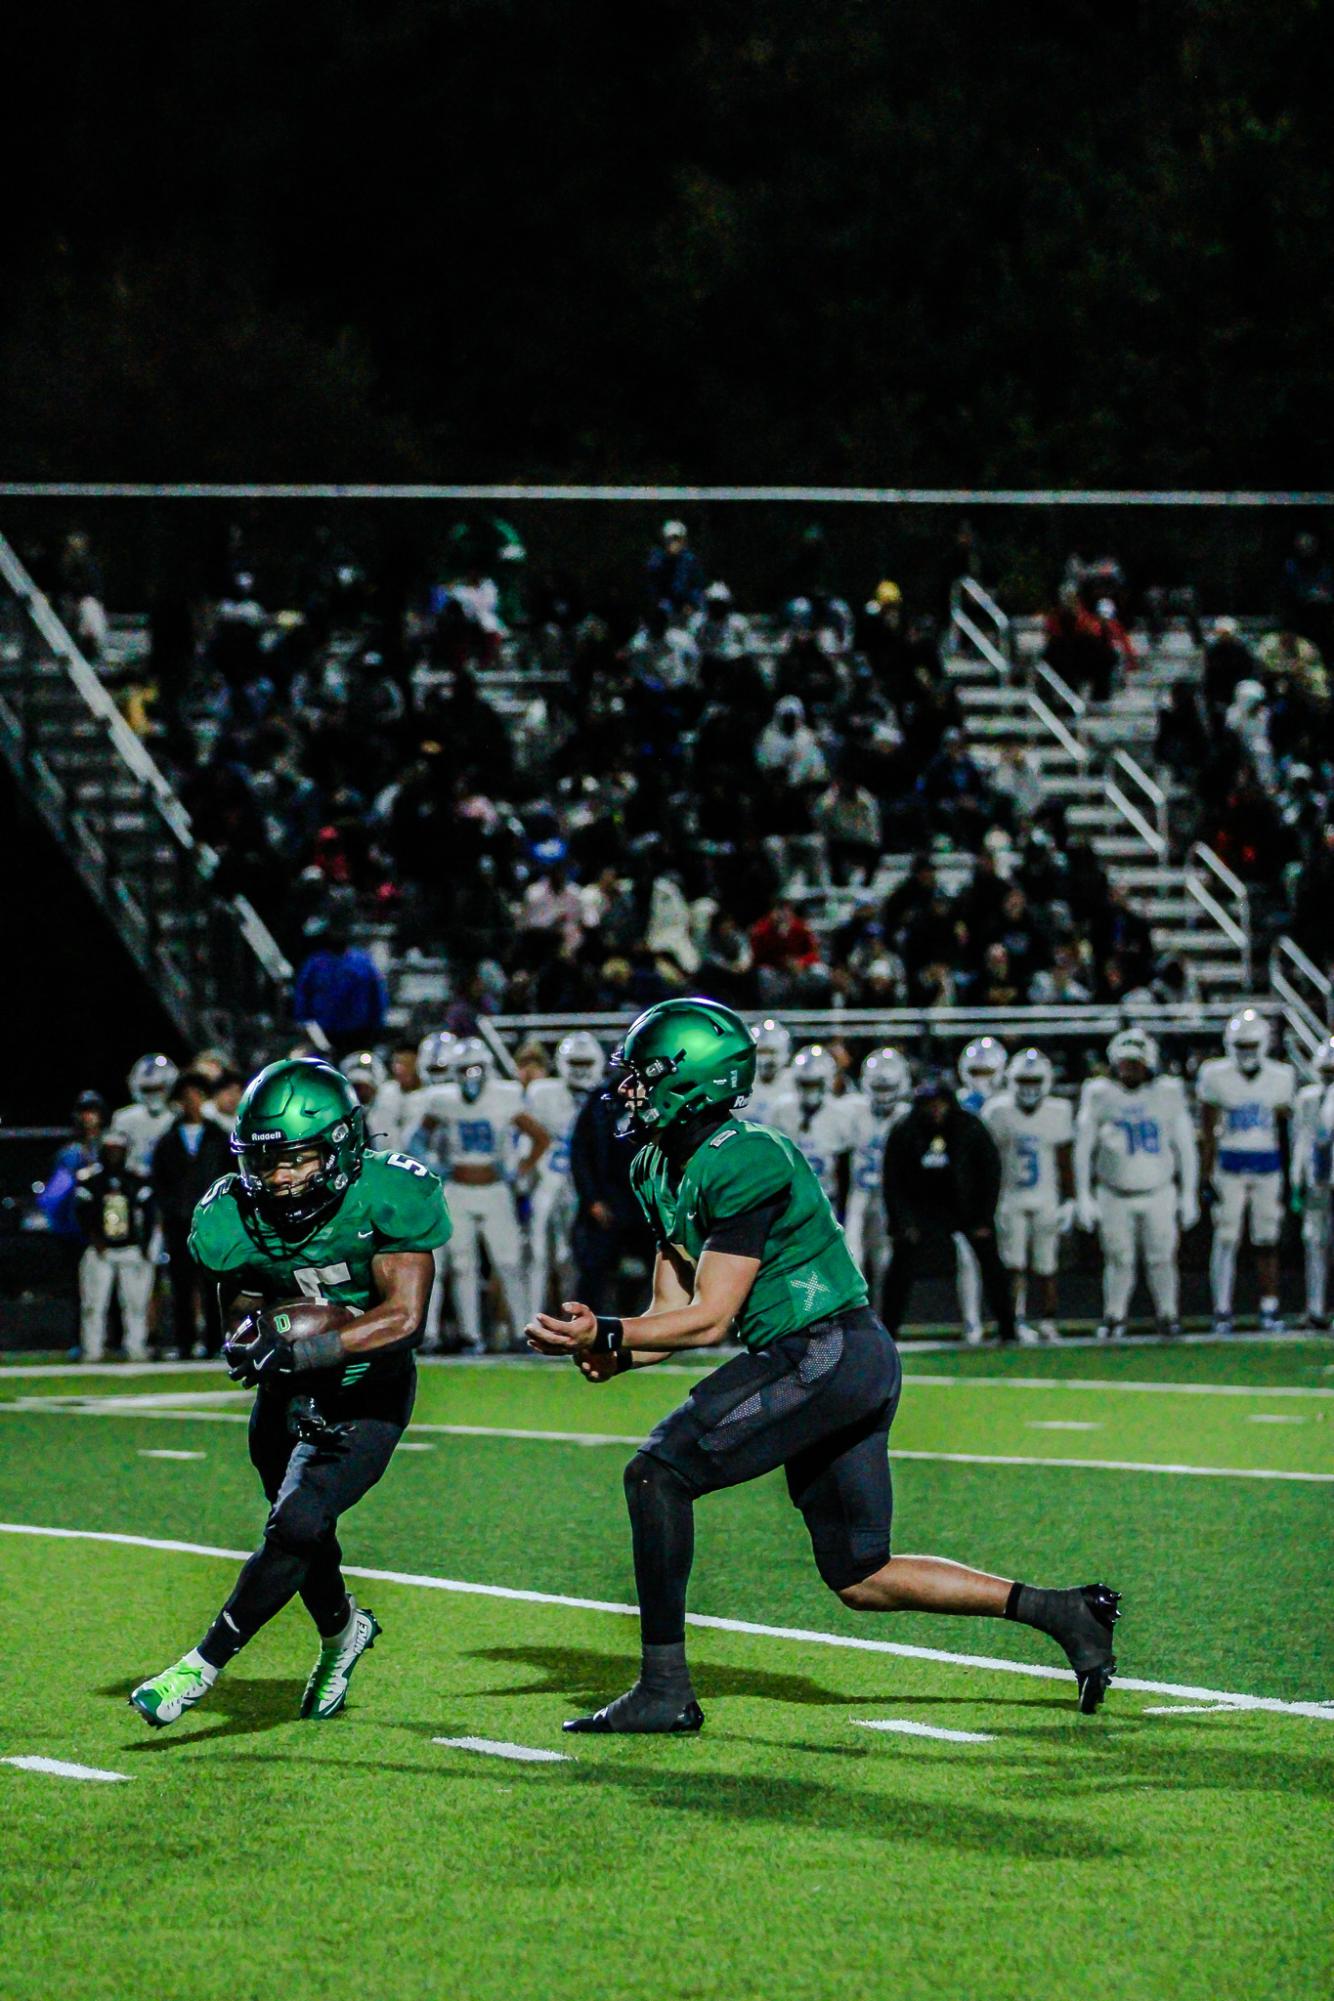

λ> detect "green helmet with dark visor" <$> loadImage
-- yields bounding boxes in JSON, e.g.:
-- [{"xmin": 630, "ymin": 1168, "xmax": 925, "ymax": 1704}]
[
  {"xmin": 230, "ymin": 1058, "xmax": 366, "ymax": 1242},
  {"xmin": 615, "ymin": 997, "xmax": 756, "ymax": 1136}
]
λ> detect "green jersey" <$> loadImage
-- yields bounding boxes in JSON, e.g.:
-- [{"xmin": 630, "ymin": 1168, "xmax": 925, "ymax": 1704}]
[
  {"xmin": 189, "ymin": 1149, "xmax": 452, "ymax": 1391},
  {"xmin": 629, "ymin": 1117, "xmax": 867, "ymax": 1351}
]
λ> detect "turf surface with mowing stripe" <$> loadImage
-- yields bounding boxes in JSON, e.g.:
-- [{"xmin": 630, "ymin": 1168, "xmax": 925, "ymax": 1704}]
[{"xmin": 0, "ymin": 1343, "xmax": 1331, "ymax": 2001}]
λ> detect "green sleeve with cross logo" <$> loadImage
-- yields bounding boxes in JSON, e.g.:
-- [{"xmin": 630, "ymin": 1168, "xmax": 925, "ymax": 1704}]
[{"xmin": 630, "ymin": 1118, "xmax": 867, "ymax": 1350}]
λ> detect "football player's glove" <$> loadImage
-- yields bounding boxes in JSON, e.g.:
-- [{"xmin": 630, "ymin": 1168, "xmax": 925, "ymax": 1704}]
[{"xmin": 223, "ymin": 1311, "xmax": 296, "ymax": 1386}]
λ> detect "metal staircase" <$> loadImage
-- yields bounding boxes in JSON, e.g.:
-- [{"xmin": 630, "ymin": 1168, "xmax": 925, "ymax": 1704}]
[
  {"xmin": 0, "ymin": 535, "xmax": 292, "ymax": 1056},
  {"xmin": 947, "ymin": 587, "xmax": 1252, "ymax": 998}
]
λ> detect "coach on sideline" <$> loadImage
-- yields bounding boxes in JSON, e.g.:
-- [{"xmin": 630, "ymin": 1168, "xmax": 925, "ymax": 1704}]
[{"xmin": 881, "ymin": 1072, "xmax": 1018, "ymax": 1344}]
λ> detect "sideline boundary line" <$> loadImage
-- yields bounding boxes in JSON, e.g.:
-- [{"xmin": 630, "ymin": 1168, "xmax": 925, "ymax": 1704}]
[
  {"xmin": 2, "ymin": 1400, "xmax": 1327, "ymax": 1481},
  {"xmin": 2, "ymin": 1521, "xmax": 1331, "ymax": 1723}
]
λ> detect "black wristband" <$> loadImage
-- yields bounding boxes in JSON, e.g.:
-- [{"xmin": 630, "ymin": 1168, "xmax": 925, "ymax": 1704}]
[
  {"xmin": 614, "ymin": 1348, "xmax": 635, "ymax": 1374},
  {"xmin": 592, "ymin": 1316, "xmax": 625, "ymax": 1355},
  {"xmin": 290, "ymin": 1330, "xmax": 347, "ymax": 1373}
]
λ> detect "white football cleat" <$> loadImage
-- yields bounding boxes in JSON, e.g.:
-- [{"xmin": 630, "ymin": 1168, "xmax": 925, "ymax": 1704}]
[
  {"xmin": 1038, "ymin": 1320, "xmax": 1062, "ymax": 1344},
  {"xmin": 1015, "ymin": 1321, "xmax": 1042, "ymax": 1347},
  {"xmin": 300, "ymin": 1601, "xmax": 381, "ymax": 1720},
  {"xmin": 963, "ymin": 1321, "xmax": 985, "ymax": 1347}
]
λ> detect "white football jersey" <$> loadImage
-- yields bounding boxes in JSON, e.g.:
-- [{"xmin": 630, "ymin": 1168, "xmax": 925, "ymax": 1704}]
[
  {"xmin": 421, "ymin": 1078, "xmax": 525, "ymax": 1172},
  {"xmin": 983, "ymin": 1092, "xmax": 1074, "ymax": 1209},
  {"xmin": 745, "ymin": 1075, "xmax": 794, "ymax": 1127},
  {"xmin": 1077, "ymin": 1076, "xmax": 1192, "ymax": 1195},
  {"xmin": 110, "ymin": 1101, "xmax": 174, "ymax": 1176},
  {"xmin": 1197, "ymin": 1056, "xmax": 1294, "ymax": 1175},
  {"xmin": 770, "ymin": 1094, "xmax": 856, "ymax": 1199},
  {"xmin": 376, "ymin": 1079, "xmax": 429, "ymax": 1153},
  {"xmin": 844, "ymin": 1095, "xmax": 902, "ymax": 1200},
  {"xmin": 957, "ymin": 1080, "xmax": 1003, "ymax": 1117},
  {"xmin": 526, "ymin": 1077, "xmax": 579, "ymax": 1182}
]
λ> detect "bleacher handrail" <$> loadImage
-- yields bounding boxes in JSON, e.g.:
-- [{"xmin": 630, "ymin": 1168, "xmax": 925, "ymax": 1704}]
[
  {"xmin": 486, "ymin": 1001, "xmax": 1276, "ymax": 1043},
  {"xmin": 1106, "ymin": 749, "xmax": 1168, "ymax": 857},
  {"xmin": 1185, "ymin": 842, "xmax": 1252, "ymax": 983},
  {"xmin": 1269, "ymin": 935, "xmax": 1332, "ymax": 1060}
]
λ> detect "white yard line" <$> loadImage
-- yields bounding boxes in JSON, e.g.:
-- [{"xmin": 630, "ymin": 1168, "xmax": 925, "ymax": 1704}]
[
  {"xmin": 138, "ymin": 1449, "xmax": 206, "ymax": 1461},
  {"xmin": 2, "ymin": 1521, "xmax": 1331, "ymax": 1724},
  {"xmin": 3, "ymin": 1755, "xmax": 130, "ymax": 1782},
  {"xmin": 853, "ymin": 1719, "xmax": 994, "ymax": 1743},
  {"xmin": 898, "ymin": 1376, "xmax": 1334, "ymax": 1400},
  {"xmin": 432, "ymin": 1736, "xmax": 570, "ymax": 1763},
  {"xmin": 1026, "ymin": 1421, "xmax": 1103, "ymax": 1431},
  {"xmin": 2, "ymin": 1401, "xmax": 1326, "ymax": 1481},
  {"xmin": 1247, "ymin": 1414, "xmax": 1309, "ymax": 1425}
]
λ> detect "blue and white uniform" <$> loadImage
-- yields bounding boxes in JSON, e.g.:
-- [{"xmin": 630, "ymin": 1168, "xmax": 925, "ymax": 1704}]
[
  {"xmin": 1076, "ymin": 1074, "xmax": 1197, "ymax": 1325},
  {"xmin": 984, "ymin": 1091, "xmax": 1074, "ymax": 1278},
  {"xmin": 1197, "ymin": 1055, "xmax": 1294, "ymax": 1249}
]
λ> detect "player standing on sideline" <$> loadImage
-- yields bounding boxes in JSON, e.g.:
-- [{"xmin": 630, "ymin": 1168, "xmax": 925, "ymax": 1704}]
[
  {"xmin": 340, "ymin": 1049, "xmax": 388, "ymax": 1130},
  {"xmin": 844, "ymin": 1047, "xmax": 910, "ymax": 1305},
  {"xmin": 1075, "ymin": 1029, "xmax": 1198, "ymax": 1340},
  {"xmin": 771, "ymin": 1045, "xmax": 856, "ymax": 1220},
  {"xmin": 73, "ymin": 1131, "xmax": 155, "ymax": 1361},
  {"xmin": 411, "ymin": 1038, "xmax": 549, "ymax": 1352},
  {"xmin": 527, "ymin": 999, "xmax": 1119, "ymax": 1733},
  {"xmin": 1293, "ymin": 1038, "xmax": 1334, "ymax": 1329},
  {"xmin": 110, "ymin": 1053, "xmax": 179, "ymax": 1175},
  {"xmin": 525, "ymin": 1032, "xmax": 606, "ymax": 1322},
  {"xmin": 745, "ymin": 1018, "xmax": 794, "ymax": 1125},
  {"xmin": 983, "ymin": 1048, "xmax": 1076, "ymax": 1344},
  {"xmin": 129, "ymin": 1057, "xmax": 452, "ymax": 1727},
  {"xmin": 1198, "ymin": 1011, "xmax": 1296, "ymax": 1334},
  {"xmin": 954, "ymin": 1038, "xmax": 1007, "ymax": 1343},
  {"xmin": 400, "ymin": 1031, "xmax": 457, "ymax": 1344},
  {"xmin": 376, "ymin": 1039, "xmax": 428, "ymax": 1151}
]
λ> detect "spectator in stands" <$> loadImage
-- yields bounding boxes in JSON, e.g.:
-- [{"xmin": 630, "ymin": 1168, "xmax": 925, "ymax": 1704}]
[
  {"xmin": 1155, "ymin": 682, "xmax": 1213, "ymax": 788},
  {"xmin": 900, "ymin": 888, "xmax": 966, "ymax": 1004},
  {"xmin": 920, "ymin": 727, "xmax": 991, "ymax": 851},
  {"xmin": 646, "ymin": 520, "xmax": 704, "ymax": 618},
  {"xmin": 697, "ymin": 909, "xmax": 755, "ymax": 1006},
  {"xmin": 983, "ymin": 884, "xmax": 1050, "ymax": 994},
  {"xmin": 1224, "ymin": 679, "xmax": 1276, "ymax": 791},
  {"xmin": 1291, "ymin": 825, "xmax": 1334, "ymax": 972},
  {"xmin": 881, "ymin": 852, "xmax": 940, "ymax": 945},
  {"xmin": 1202, "ymin": 618, "xmax": 1258, "ymax": 719},
  {"xmin": 977, "ymin": 941, "xmax": 1021, "ymax": 1008},
  {"xmin": 519, "ymin": 851, "xmax": 585, "ymax": 954},
  {"xmin": 755, "ymin": 695, "xmax": 828, "ymax": 836},
  {"xmin": 1280, "ymin": 530, "xmax": 1334, "ymax": 656},
  {"xmin": 1028, "ymin": 937, "xmax": 1093, "ymax": 1004},
  {"xmin": 749, "ymin": 897, "xmax": 826, "ymax": 1002},
  {"xmin": 1256, "ymin": 626, "xmax": 1330, "ymax": 709},
  {"xmin": 1200, "ymin": 768, "xmax": 1290, "ymax": 885},
  {"xmin": 953, "ymin": 848, "xmax": 1010, "ymax": 954},
  {"xmin": 688, "ymin": 582, "xmax": 755, "ymax": 661},
  {"xmin": 291, "ymin": 924, "xmax": 388, "ymax": 1052},
  {"xmin": 150, "ymin": 1071, "xmax": 231, "ymax": 1358},
  {"xmin": 990, "ymin": 742, "xmax": 1044, "ymax": 825},
  {"xmin": 1091, "ymin": 882, "xmax": 1154, "ymax": 991},
  {"xmin": 812, "ymin": 772, "xmax": 883, "ymax": 884}
]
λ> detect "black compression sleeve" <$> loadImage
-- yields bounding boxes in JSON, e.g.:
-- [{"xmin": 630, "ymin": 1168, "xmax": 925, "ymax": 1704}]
[{"xmin": 701, "ymin": 1194, "xmax": 786, "ymax": 1260}]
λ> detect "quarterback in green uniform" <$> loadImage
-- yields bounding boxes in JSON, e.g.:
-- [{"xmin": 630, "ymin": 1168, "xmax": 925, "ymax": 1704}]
[
  {"xmin": 130, "ymin": 1058, "xmax": 451, "ymax": 1728},
  {"xmin": 529, "ymin": 998, "xmax": 1120, "ymax": 1733}
]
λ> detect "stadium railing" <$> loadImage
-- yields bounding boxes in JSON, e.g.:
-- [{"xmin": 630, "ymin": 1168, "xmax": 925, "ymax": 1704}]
[
  {"xmin": 0, "ymin": 534, "xmax": 291, "ymax": 1057},
  {"xmin": 1269, "ymin": 936, "xmax": 1332, "ymax": 1060}
]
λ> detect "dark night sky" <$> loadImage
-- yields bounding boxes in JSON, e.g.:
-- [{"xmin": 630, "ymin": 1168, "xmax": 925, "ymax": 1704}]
[{"xmin": 3, "ymin": 1, "xmax": 1333, "ymax": 485}]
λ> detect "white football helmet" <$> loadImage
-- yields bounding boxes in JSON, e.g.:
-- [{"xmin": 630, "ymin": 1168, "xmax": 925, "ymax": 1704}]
[
  {"xmin": 1312, "ymin": 1036, "xmax": 1334, "ymax": 1084},
  {"xmin": 1225, "ymin": 1008, "xmax": 1270, "ymax": 1077},
  {"xmin": 1108, "ymin": 1027, "xmax": 1159, "ymax": 1082},
  {"xmin": 751, "ymin": 1018, "xmax": 792, "ymax": 1084},
  {"xmin": 451, "ymin": 1037, "xmax": 495, "ymax": 1104},
  {"xmin": 860, "ymin": 1047, "xmax": 910, "ymax": 1109},
  {"xmin": 1007, "ymin": 1046, "xmax": 1054, "ymax": 1111},
  {"xmin": 555, "ymin": 1031, "xmax": 606, "ymax": 1094},
  {"xmin": 339, "ymin": 1049, "xmax": 387, "ymax": 1106},
  {"xmin": 792, "ymin": 1043, "xmax": 836, "ymax": 1109},
  {"xmin": 958, "ymin": 1037, "xmax": 1006, "ymax": 1099},
  {"xmin": 128, "ymin": 1053, "xmax": 179, "ymax": 1107},
  {"xmin": 417, "ymin": 1030, "xmax": 459, "ymax": 1087}
]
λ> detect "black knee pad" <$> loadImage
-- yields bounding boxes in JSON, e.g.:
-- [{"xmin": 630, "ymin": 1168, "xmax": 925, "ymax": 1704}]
[
  {"xmin": 811, "ymin": 1536, "xmax": 890, "ymax": 1593},
  {"xmin": 266, "ymin": 1487, "xmax": 333, "ymax": 1557}
]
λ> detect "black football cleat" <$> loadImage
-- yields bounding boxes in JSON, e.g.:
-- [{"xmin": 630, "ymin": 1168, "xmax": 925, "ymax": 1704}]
[
  {"xmin": 1050, "ymin": 1583, "xmax": 1121, "ymax": 1713},
  {"xmin": 564, "ymin": 1694, "xmax": 704, "ymax": 1735}
]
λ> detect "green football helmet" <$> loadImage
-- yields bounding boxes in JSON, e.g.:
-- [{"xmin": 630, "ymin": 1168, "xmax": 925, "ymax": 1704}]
[
  {"xmin": 230, "ymin": 1058, "xmax": 366, "ymax": 1242},
  {"xmin": 616, "ymin": 997, "xmax": 757, "ymax": 1136}
]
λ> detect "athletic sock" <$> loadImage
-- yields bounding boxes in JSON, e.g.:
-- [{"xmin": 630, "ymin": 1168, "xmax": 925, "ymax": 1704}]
[
  {"xmin": 316, "ymin": 1595, "xmax": 354, "ymax": 1642},
  {"xmin": 182, "ymin": 1646, "xmax": 219, "ymax": 1686},
  {"xmin": 1259, "ymin": 1295, "xmax": 1278, "ymax": 1314},
  {"xmin": 197, "ymin": 1607, "xmax": 246, "ymax": 1673}
]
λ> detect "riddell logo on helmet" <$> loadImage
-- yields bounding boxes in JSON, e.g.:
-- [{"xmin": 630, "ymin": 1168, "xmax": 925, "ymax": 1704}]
[{"xmin": 250, "ymin": 1129, "xmax": 286, "ymax": 1143}]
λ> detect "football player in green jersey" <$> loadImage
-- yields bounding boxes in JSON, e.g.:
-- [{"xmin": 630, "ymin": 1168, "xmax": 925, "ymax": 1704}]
[
  {"xmin": 129, "ymin": 1058, "xmax": 452, "ymax": 1729},
  {"xmin": 529, "ymin": 998, "xmax": 1120, "ymax": 1733}
]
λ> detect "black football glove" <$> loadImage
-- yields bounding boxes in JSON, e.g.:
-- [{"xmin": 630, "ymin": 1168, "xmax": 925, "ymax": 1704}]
[{"xmin": 223, "ymin": 1311, "xmax": 297, "ymax": 1388}]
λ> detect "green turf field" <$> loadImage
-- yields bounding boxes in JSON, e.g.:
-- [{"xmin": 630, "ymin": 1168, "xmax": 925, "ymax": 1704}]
[{"xmin": 1, "ymin": 1343, "xmax": 1331, "ymax": 2001}]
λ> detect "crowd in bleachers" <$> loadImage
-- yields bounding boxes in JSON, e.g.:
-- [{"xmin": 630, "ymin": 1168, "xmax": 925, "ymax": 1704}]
[{"xmin": 23, "ymin": 516, "xmax": 1334, "ymax": 1033}]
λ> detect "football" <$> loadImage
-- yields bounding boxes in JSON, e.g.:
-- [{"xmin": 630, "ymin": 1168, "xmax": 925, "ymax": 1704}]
[{"xmin": 231, "ymin": 1299, "xmax": 359, "ymax": 1354}]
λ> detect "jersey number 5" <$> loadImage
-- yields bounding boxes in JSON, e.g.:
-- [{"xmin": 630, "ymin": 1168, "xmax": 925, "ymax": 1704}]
[{"xmin": 386, "ymin": 1152, "xmax": 429, "ymax": 1176}]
